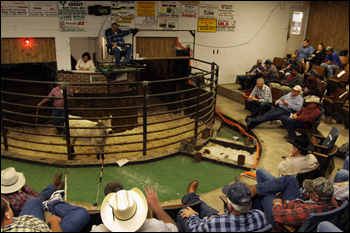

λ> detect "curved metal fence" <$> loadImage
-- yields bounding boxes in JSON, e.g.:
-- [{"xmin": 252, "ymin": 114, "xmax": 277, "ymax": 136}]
[{"xmin": 1, "ymin": 59, "xmax": 219, "ymax": 160}]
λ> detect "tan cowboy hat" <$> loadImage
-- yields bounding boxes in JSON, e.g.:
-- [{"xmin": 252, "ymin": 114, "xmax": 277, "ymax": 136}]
[
  {"xmin": 100, "ymin": 188, "xmax": 148, "ymax": 232},
  {"xmin": 305, "ymin": 95, "xmax": 320, "ymax": 104},
  {"xmin": 1, "ymin": 167, "xmax": 26, "ymax": 194}
]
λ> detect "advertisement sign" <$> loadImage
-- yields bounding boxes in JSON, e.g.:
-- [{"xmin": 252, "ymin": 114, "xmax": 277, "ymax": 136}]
[
  {"xmin": 181, "ymin": 3, "xmax": 198, "ymax": 18},
  {"xmin": 1, "ymin": 1, "xmax": 29, "ymax": 17},
  {"xmin": 158, "ymin": 1, "xmax": 179, "ymax": 17},
  {"xmin": 59, "ymin": 14, "xmax": 86, "ymax": 31},
  {"xmin": 199, "ymin": 4, "xmax": 218, "ymax": 19},
  {"xmin": 111, "ymin": 1, "xmax": 135, "ymax": 17},
  {"xmin": 198, "ymin": 18, "xmax": 216, "ymax": 32},
  {"xmin": 29, "ymin": 1, "xmax": 58, "ymax": 17},
  {"xmin": 136, "ymin": 1, "xmax": 156, "ymax": 17},
  {"xmin": 58, "ymin": 1, "xmax": 86, "ymax": 14}
]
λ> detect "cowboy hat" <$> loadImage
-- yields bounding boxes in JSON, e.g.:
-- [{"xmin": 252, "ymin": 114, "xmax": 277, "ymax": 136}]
[
  {"xmin": 1, "ymin": 167, "xmax": 26, "ymax": 194},
  {"xmin": 100, "ymin": 188, "xmax": 148, "ymax": 232},
  {"xmin": 288, "ymin": 135, "xmax": 315, "ymax": 152},
  {"xmin": 305, "ymin": 95, "xmax": 320, "ymax": 104}
]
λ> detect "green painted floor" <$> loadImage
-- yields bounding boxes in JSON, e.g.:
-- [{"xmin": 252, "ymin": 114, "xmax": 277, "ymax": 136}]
[
  {"xmin": 1, "ymin": 155, "xmax": 244, "ymax": 204},
  {"xmin": 218, "ymin": 125, "xmax": 244, "ymax": 142}
]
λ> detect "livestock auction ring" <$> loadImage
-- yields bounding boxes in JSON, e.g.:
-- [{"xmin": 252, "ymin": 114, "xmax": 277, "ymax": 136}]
[{"xmin": 1, "ymin": 58, "xmax": 262, "ymax": 209}]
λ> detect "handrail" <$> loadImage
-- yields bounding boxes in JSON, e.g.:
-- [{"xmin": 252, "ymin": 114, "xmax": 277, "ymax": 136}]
[{"xmin": 1, "ymin": 60, "xmax": 219, "ymax": 159}]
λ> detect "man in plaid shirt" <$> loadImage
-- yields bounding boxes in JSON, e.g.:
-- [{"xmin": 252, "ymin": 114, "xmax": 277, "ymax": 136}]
[
  {"xmin": 248, "ymin": 172, "xmax": 338, "ymax": 231},
  {"xmin": 246, "ymin": 78, "xmax": 273, "ymax": 118},
  {"xmin": 1, "ymin": 167, "xmax": 64, "ymax": 216},
  {"xmin": 177, "ymin": 180, "xmax": 268, "ymax": 232},
  {"xmin": 258, "ymin": 59, "xmax": 279, "ymax": 85},
  {"xmin": 106, "ymin": 23, "xmax": 142, "ymax": 67}
]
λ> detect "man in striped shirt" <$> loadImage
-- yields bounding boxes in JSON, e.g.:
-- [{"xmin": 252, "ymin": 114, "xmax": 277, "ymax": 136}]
[
  {"xmin": 246, "ymin": 78, "xmax": 273, "ymax": 118},
  {"xmin": 177, "ymin": 180, "xmax": 268, "ymax": 232},
  {"xmin": 106, "ymin": 23, "xmax": 141, "ymax": 67}
]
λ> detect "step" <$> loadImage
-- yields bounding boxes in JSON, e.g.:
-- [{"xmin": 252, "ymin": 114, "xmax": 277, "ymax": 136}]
[{"xmin": 217, "ymin": 83, "xmax": 246, "ymax": 105}]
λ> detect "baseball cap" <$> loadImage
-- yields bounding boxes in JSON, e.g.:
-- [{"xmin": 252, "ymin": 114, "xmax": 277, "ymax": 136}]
[
  {"xmin": 307, "ymin": 69, "xmax": 318, "ymax": 76},
  {"xmin": 257, "ymin": 59, "xmax": 262, "ymax": 63},
  {"xmin": 303, "ymin": 177, "xmax": 334, "ymax": 198},
  {"xmin": 264, "ymin": 59, "xmax": 272, "ymax": 64},
  {"xmin": 222, "ymin": 182, "xmax": 252, "ymax": 206},
  {"xmin": 293, "ymin": 85, "xmax": 302, "ymax": 92}
]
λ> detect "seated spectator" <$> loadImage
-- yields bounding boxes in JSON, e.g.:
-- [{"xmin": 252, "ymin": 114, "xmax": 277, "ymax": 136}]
[
  {"xmin": 317, "ymin": 221, "xmax": 343, "ymax": 232},
  {"xmin": 280, "ymin": 95, "xmax": 322, "ymax": 141},
  {"xmin": 257, "ymin": 60, "xmax": 279, "ymax": 85},
  {"xmin": 246, "ymin": 85, "xmax": 303, "ymax": 130},
  {"xmin": 302, "ymin": 69, "xmax": 322, "ymax": 100},
  {"xmin": 246, "ymin": 78, "xmax": 272, "ymax": 118},
  {"xmin": 75, "ymin": 52, "xmax": 95, "ymax": 71},
  {"xmin": 248, "ymin": 173, "xmax": 338, "ymax": 231},
  {"xmin": 282, "ymin": 54, "xmax": 299, "ymax": 78},
  {"xmin": 177, "ymin": 180, "xmax": 268, "ymax": 232},
  {"xmin": 302, "ymin": 43, "xmax": 326, "ymax": 74},
  {"xmin": 91, "ymin": 182, "xmax": 178, "ymax": 232},
  {"xmin": 333, "ymin": 151, "xmax": 349, "ymax": 202},
  {"xmin": 1, "ymin": 192, "xmax": 90, "ymax": 232},
  {"xmin": 320, "ymin": 46, "xmax": 342, "ymax": 78},
  {"xmin": 238, "ymin": 59, "xmax": 264, "ymax": 90},
  {"xmin": 1, "ymin": 167, "xmax": 64, "ymax": 216},
  {"xmin": 296, "ymin": 39, "xmax": 315, "ymax": 62},
  {"xmin": 270, "ymin": 66, "xmax": 304, "ymax": 95},
  {"xmin": 277, "ymin": 135, "xmax": 318, "ymax": 176}
]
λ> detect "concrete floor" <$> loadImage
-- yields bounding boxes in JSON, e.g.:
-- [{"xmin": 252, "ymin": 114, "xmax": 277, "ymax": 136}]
[{"xmin": 160, "ymin": 93, "xmax": 349, "ymax": 213}]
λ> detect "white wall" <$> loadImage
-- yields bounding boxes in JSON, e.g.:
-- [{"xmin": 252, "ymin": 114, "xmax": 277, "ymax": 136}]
[{"xmin": 1, "ymin": 1, "xmax": 309, "ymax": 84}]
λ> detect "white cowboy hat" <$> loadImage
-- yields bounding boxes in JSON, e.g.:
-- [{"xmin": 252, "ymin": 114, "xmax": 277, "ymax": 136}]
[
  {"xmin": 100, "ymin": 188, "xmax": 148, "ymax": 232},
  {"xmin": 305, "ymin": 95, "xmax": 321, "ymax": 104},
  {"xmin": 1, "ymin": 167, "xmax": 26, "ymax": 194}
]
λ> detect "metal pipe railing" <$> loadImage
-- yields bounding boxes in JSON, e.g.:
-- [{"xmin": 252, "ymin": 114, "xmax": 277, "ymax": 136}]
[{"xmin": 1, "ymin": 60, "xmax": 219, "ymax": 159}]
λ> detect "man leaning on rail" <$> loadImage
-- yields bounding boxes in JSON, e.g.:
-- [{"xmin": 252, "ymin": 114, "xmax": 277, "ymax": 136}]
[{"xmin": 38, "ymin": 80, "xmax": 78, "ymax": 135}]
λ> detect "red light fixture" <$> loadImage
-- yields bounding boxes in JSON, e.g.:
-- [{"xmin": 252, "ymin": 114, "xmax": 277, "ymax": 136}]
[{"xmin": 24, "ymin": 39, "xmax": 30, "ymax": 44}]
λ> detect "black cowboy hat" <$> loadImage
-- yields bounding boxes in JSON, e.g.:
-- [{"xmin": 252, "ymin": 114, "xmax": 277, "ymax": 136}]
[{"xmin": 288, "ymin": 135, "xmax": 315, "ymax": 152}]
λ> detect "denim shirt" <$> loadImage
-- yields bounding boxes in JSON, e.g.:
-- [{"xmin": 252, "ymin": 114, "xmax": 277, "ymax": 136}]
[{"xmin": 296, "ymin": 45, "xmax": 315, "ymax": 61}]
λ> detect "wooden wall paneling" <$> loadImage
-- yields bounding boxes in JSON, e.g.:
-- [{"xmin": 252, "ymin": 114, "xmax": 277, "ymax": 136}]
[
  {"xmin": 136, "ymin": 37, "xmax": 176, "ymax": 58},
  {"xmin": 1, "ymin": 38, "xmax": 56, "ymax": 64},
  {"xmin": 306, "ymin": 1, "xmax": 349, "ymax": 52}
]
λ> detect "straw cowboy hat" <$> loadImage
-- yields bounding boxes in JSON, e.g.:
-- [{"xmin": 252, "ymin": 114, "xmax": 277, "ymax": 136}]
[
  {"xmin": 1, "ymin": 167, "xmax": 26, "ymax": 194},
  {"xmin": 101, "ymin": 188, "xmax": 148, "ymax": 232}
]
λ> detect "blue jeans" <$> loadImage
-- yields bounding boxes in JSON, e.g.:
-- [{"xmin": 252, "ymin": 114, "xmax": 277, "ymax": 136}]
[
  {"xmin": 39, "ymin": 184, "xmax": 57, "ymax": 201},
  {"xmin": 249, "ymin": 107, "xmax": 291, "ymax": 129},
  {"xmin": 317, "ymin": 221, "xmax": 343, "ymax": 232},
  {"xmin": 280, "ymin": 115, "xmax": 306, "ymax": 137},
  {"xmin": 176, "ymin": 192, "xmax": 218, "ymax": 232},
  {"xmin": 113, "ymin": 46, "xmax": 133, "ymax": 65},
  {"xmin": 251, "ymin": 168, "xmax": 301, "ymax": 230},
  {"xmin": 19, "ymin": 198, "xmax": 90, "ymax": 232},
  {"xmin": 52, "ymin": 107, "xmax": 65, "ymax": 133},
  {"xmin": 320, "ymin": 63, "xmax": 340, "ymax": 78},
  {"xmin": 247, "ymin": 100, "xmax": 272, "ymax": 116},
  {"xmin": 238, "ymin": 75, "xmax": 258, "ymax": 90}
]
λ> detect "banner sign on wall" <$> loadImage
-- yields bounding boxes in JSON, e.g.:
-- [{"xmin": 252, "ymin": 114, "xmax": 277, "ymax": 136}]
[
  {"xmin": 29, "ymin": 1, "xmax": 58, "ymax": 17},
  {"xmin": 198, "ymin": 18, "xmax": 216, "ymax": 32},
  {"xmin": 218, "ymin": 4, "xmax": 234, "ymax": 19},
  {"xmin": 111, "ymin": 1, "xmax": 135, "ymax": 17},
  {"xmin": 158, "ymin": 1, "xmax": 179, "ymax": 17},
  {"xmin": 217, "ymin": 19, "xmax": 236, "ymax": 32},
  {"xmin": 199, "ymin": 4, "xmax": 218, "ymax": 19},
  {"xmin": 111, "ymin": 16, "xmax": 134, "ymax": 30},
  {"xmin": 136, "ymin": 1, "xmax": 156, "ymax": 17},
  {"xmin": 181, "ymin": 3, "xmax": 198, "ymax": 18},
  {"xmin": 58, "ymin": 1, "xmax": 86, "ymax": 14},
  {"xmin": 1, "ymin": 1, "xmax": 29, "ymax": 17},
  {"xmin": 135, "ymin": 16, "xmax": 157, "ymax": 29},
  {"xmin": 158, "ymin": 16, "xmax": 178, "ymax": 30},
  {"xmin": 59, "ymin": 14, "xmax": 86, "ymax": 31}
]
